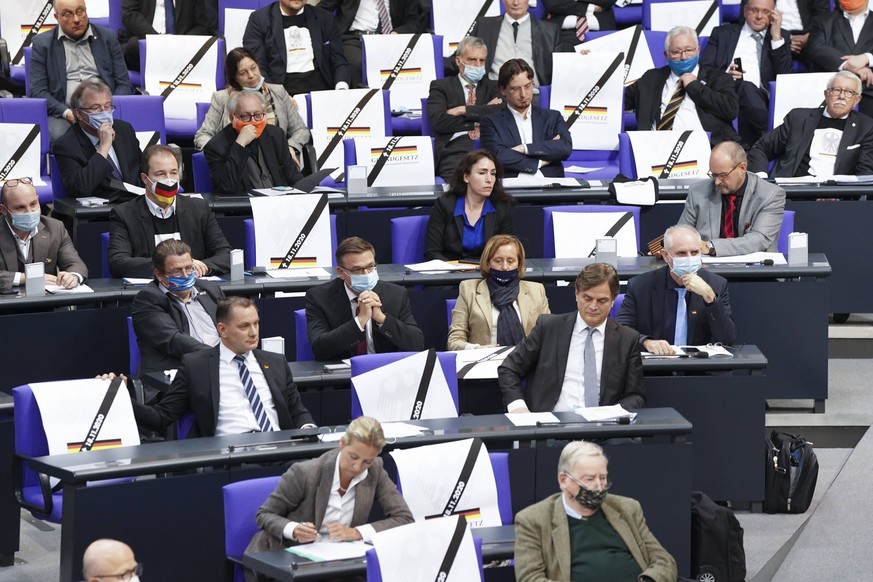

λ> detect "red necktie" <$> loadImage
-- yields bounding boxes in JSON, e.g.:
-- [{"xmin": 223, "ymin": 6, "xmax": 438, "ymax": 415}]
[
  {"xmin": 466, "ymin": 83, "xmax": 480, "ymax": 140},
  {"xmin": 354, "ymin": 300, "xmax": 367, "ymax": 355},
  {"xmin": 575, "ymin": 16, "xmax": 589, "ymax": 42},
  {"xmin": 722, "ymin": 195, "xmax": 737, "ymax": 239}
]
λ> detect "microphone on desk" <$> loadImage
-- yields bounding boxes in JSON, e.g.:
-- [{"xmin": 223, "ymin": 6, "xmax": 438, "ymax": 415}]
[
  {"xmin": 535, "ymin": 417, "xmax": 632, "ymax": 427},
  {"xmin": 745, "ymin": 259, "xmax": 775, "ymax": 267}
]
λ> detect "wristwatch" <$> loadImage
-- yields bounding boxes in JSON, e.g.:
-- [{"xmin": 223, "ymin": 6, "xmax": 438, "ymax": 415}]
[{"xmin": 706, "ymin": 240, "xmax": 716, "ymax": 256}]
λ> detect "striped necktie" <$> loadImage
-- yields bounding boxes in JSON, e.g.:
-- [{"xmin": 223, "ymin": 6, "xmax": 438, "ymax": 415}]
[
  {"xmin": 657, "ymin": 85, "xmax": 686, "ymax": 131},
  {"xmin": 575, "ymin": 16, "xmax": 589, "ymax": 42},
  {"xmin": 466, "ymin": 83, "xmax": 480, "ymax": 140},
  {"xmin": 376, "ymin": 0, "xmax": 392, "ymax": 34},
  {"xmin": 233, "ymin": 355, "xmax": 274, "ymax": 432}
]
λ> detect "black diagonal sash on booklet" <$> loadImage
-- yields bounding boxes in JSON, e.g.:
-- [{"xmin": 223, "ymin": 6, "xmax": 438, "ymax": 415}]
[
  {"xmin": 12, "ymin": 1, "xmax": 52, "ymax": 65},
  {"xmin": 440, "ymin": 438, "xmax": 484, "ymax": 517},
  {"xmin": 0, "ymin": 125, "xmax": 40, "ymax": 181},
  {"xmin": 695, "ymin": 0, "xmax": 719, "ymax": 36},
  {"xmin": 160, "ymin": 36, "xmax": 219, "ymax": 100},
  {"xmin": 410, "ymin": 348, "xmax": 438, "ymax": 420},
  {"xmin": 433, "ymin": 516, "xmax": 469, "ymax": 582},
  {"xmin": 586, "ymin": 212, "xmax": 635, "ymax": 257},
  {"xmin": 464, "ymin": 0, "xmax": 496, "ymax": 38},
  {"xmin": 565, "ymin": 52, "xmax": 625, "ymax": 129},
  {"xmin": 457, "ymin": 346, "xmax": 513, "ymax": 380},
  {"xmin": 622, "ymin": 26, "xmax": 643, "ymax": 84},
  {"xmin": 658, "ymin": 130, "xmax": 694, "ymax": 179},
  {"xmin": 277, "ymin": 193, "xmax": 329, "ymax": 269},
  {"xmin": 382, "ymin": 34, "xmax": 422, "ymax": 91},
  {"xmin": 78, "ymin": 377, "xmax": 124, "ymax": 452},
  {"xmin": 366, "ymin": 135, "xmax": 403, "ymax": 187},
  {"xmin": 145, "ymin": 131, "xmax": 161, "ymax": 149},
  {"xmin": 316, "ymin": 89, "xmax": 380, "ymax": 168}
]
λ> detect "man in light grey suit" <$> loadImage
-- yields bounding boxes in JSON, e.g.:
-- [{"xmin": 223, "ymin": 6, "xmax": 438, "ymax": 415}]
[{"xmin": 679, "ymin": 140, "xmax": 786, "ymax": 257}]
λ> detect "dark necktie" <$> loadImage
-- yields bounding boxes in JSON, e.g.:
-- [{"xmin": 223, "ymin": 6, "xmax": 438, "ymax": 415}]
[
  {"xmin": 165, "ymin": 0, "xmax": 176, "ymax": 34},
  {"xmin": 354, "ymin": 299, "xmax": 368, "ymax": 355},
  {"xmin": 232, "ymin": 355, "xmax": 273, "ymax": 432},
  {"xmin": 106, "ymin": 153, "xmax": 124, "ymax": 181},
  {"xmin": 512, "ymin": 21, "xmax": 519, "ymax": 43},
  {"xmin": 722, "ymin": 195, "xmax": 738, "ymax": 239},
  {"xmin": 657, "ymin": 85, "xmax": 685, "ymax": 131}
]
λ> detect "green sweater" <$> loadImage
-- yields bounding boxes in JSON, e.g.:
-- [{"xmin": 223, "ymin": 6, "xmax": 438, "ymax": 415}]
[{"xmin": 568, "ymin": 510, "xmax": 642, "ymax": 581}]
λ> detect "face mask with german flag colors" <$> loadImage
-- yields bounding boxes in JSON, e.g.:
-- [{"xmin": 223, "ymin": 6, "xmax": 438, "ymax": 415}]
[{"xmin": 148, "ymin": 177, "xmax": 179, "ymax": 205}]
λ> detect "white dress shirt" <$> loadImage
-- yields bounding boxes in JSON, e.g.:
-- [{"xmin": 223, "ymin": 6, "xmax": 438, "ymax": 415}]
[
  {"xmin": 554, "ymin": 314, "xmax": 606, "ymax": 412},
  {"xmin": 152, "ymin": 0, "xmax": 172, "ymax": 34},
  {"xmin": 350, "ymin": 0, "xmax": 388, "ymax": 32},
  {"xmin": 657, "ymin": 65, "xmax": 705, "ymax": 133},
  {"xmin": 729, "ymin": 23, "xmax": 785, "ymax": 89},
  {"xmin": 215, "ymin": 343, "xmax": 281, "ymax": 436},
  {"xmin": 5, "ymin": 219, "xmax": 37, "ymax": 287},
  {"xmin": 776, "ymin": 0, "xmax": 803, "ymax": 32}
]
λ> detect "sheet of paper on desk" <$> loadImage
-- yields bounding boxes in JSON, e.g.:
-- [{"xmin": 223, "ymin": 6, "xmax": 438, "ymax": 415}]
[
  {"xmin": 694, "ymin": 344, "xmax": 733, "ymax": 357},
  {"xmin": 250, "ymin": 187, "xmax": 305, "ymax": 196},
  {"xmin": 78, "ymin": 196, "xmax": 110, "ymax": 207},
  {"xmin": 381, "ymin": 422, "xmax": 426, "ymax": 438},
  {"xmin": 265, "ymin": 267, "xmax": 332, "ymax": 279},
  {"xmin": 285, "ymin": 541, "xmax": 371, "ymax": 562},
  {"xmin": 565, "ymin": 165, "xmax": 604, "ymax": 174},
  {"xmin": 404, "ymin": 259, "xmax": 471, "ymax": 272},
  {"xmin": 576, "ymin": 404, "xmax": 637, "ymax": 422},
  {"xmin": 200, "ymin": 276, "xmax": 224, "ymax": 282},
  {"xmin": 506, "ymin": 412, "xmax": 559, "ymax": 426},
  {"xmin": 503, "ymin": 175, "xmax": 582, "ymax": 187},
  {"xmin": 701, "ymin": 251, "xmax": 786, "ymax": 265},
  {"xmin": 123, "ymin": 277, "xmax": 152, "ymax": 285},
  {"xmin": 46, "ymin": 284, "xmax": 94, "ymax": 294},
  {"xmin": 642, "ymin": 346, "xmax": 686, "ymax": 358}
]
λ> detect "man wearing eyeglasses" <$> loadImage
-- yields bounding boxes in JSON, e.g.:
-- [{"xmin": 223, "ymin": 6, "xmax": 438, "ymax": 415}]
[
  {"xmin": 305, "ymin": 236, "xmax": 424, "ymax": 361},
  {"xmin": 680, "ymin": 140, "xmax": 786, "ymax": 257},
  {"xmin": 29, "ymin": 0, "xmax": 134, "ymax": 141},
  {"xmin": 203, "ymin": 91, "xmax": 304, "ymax": 194},
  {"xmin": 0, "ymin": 177, "xmax": 87, "ymax": 290},
  {"xmin": 700, "ymin": 0, "xmax": 793, "ymax": 147},
  {"xmin": 51, "ymin": 79, "xmax": 143, "ymax": 203},
  {"xmin": 749, "ymin": 71, "xmax": 873, "ymax": 177},
  {"xmin": 514, "ymin": 441, "xmax": 677, "ymax": 582},
  {"xmin": 82, "ymin": 538, "xmax": 141, "ymax": 582},
  {"xmin": 625, "ymin": 25, "xmax": 740, "ymax": 146}
]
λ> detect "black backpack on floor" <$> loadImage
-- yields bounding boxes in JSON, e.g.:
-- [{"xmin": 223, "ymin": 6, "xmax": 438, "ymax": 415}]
[
  {"xmin": 764, "ymin": 430, "xmax": 819, "ymax": 514},
  {"xmin": 690, "ymin": 491, "xmax": 747, "ymax": 582}
]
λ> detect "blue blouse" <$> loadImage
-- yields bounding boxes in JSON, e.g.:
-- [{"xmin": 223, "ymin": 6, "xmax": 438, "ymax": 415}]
[{"xmin": 453, "ymin": 196, "xmax": 496, "ymax": 253}]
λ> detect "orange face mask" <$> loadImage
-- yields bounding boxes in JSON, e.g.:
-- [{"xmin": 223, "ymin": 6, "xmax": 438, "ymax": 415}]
[
  {"xmin": 232, "ymin": 116, "xmax": 267, "ymax": 138},
  {"xmin": 841, "ymin": 0, "xmax": 867, "ymax": 12}
]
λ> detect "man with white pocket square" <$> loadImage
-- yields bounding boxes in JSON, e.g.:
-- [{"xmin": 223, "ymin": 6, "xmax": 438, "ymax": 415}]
[{"xmin": 748, "ymin": 71, "xmax": 873, "ymax": 178}]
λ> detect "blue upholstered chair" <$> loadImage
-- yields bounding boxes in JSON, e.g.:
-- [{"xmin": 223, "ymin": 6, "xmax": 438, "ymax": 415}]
[
  {"xmin": 366, "ymin": 536, "xmax": 484, "ymax": 581},
  {"xmin": 100, "ymin": 232, "xmax": 112, "ymax": 278},
  {"xmin": 542, "ymin": 205, "xmax": 642, "ymax": 258},
  {"xmin": 778, "ymin": 210, "xmax": 795, "ymax": 256},
  {"xmin": 127, "ymin": 316, "xmax": 141, "ymax": 378},
  {"xmin": 222, "ymin": 475, "xmax": 282, "ymax": 582},
  {"xmin": 191, "ymin": 152, "xmax": 213, "ymax": 192},
  {"xmin": 350, "ymin": 352, "xmax": 459, "ymax": 420},
  {"xmin": 113, "ymin": 94, "xmax": 167, "ymax": 146},
  {"xmin": 0, "ymin": 98, "xmax": 53, "ymax": 203},
  {"xmin": 243, "ymin": 214, "xmax": 337, "ymax": 270},
  {"xmin": 445, "ymin": 298, "xmax": 457, "ymax": 329},
  {"xmin": 293, "ymin": 308, "xmax": 316, "ymax": 362},
  {"xmin": 390, "ymin": 215, "xmax": 430, "ymax": 264},
  {"xmin": 609, "ymin": 293, "xmax": 626, "ymax": 320}
]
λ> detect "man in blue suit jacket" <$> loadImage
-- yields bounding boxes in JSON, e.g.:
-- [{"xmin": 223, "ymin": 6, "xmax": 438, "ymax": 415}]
[
  {"xmin": 616, "ymin": 224, "xmax": 736, "ymax": 356},
  {"xmin": 480, "ymin": 59, "xmax": 572, "ymax": 178},
  {"xmin": 29, "ymin": 0, "xmax": 134, "ymax": 140}
]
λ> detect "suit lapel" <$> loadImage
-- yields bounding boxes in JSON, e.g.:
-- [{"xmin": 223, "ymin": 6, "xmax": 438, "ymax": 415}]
[
  {"xmin": 351, "ymin": 470, "xmax": 375, "ymax": 525},
  {"xmin": 306, "ymin": 8, "xmax": 324, "ymax": 71},
  {"xmin": 314, "ymin": 452, "xmax": 336, "ymax": 529},
  {"xmin": 651, "ymin": 67, "xmax": 671, "ymax": 125},
  {"xmin": 209, "ymin": 348, "xmax": 221, "ymax": 427},
  {"xmin": 794, "ymin": 109, "xmax": 819, "ymax": 175},
  {"xmin": 474, "ymin": 280, "xmax": 493, "ymax": 338},
  {"xmin": 738, "ymin": 173, "xmax": 757, "ymax": 236},
  {"xmin": 135, "ymin": 197, "xmax": 157, "ymax": 254},
  {"xmin": 651, "ymin": 271, "xmax": 668, "ymax": 341},
  {"xmin": 30, "ymin": 222, "xmax": 50, "ymax": 270},
  {"xmin": 601, "ymin": 319, "xmax": 621, "ymax": 402},
  {"xmin": 554, "ymin": 313, "xmax": 576, "ymax": 391},
  {"xmin": 501, "ymin": 106, "xmax": 523, "ymax": 145},
  {"xmin": 707, "ymin": 182, "xmax": 722, "ymax": 239},
  {"xmin": 837, "ymin": 13, "xmax": 855, "ymax": 50},
  {"xmin": 517, "ymin": 283, "xmax": 534, "ymax": 331},
  {"xmin": 254, "ymin": 351, "xmax": 288, "ymax": 428},
  {"xmin": 550, "ymin": 497, "xmax": 572, "ymax": 580},
  {"xmin": 0, "ymin": 224, "xmax": 19, "ymax": 271},
  {"xmin": 836, "ymin": 111, "xmax": 860, "ymax": 174}
]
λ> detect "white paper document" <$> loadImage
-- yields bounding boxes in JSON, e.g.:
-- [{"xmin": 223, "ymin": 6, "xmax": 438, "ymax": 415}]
[
  {"xmin": 575, "ymin": 404, "xmax": 637, "ymax": 422},
  {"xmin": 701, "ymin": 252, "xmax": 786, "ymax": 265},
  {"xmin": 46, "ymin": 284, "xmax": 94, "ymax": 294},
  {"xmin": 285, "ymin": 541, "xmax": 371, "ymax": 562},
  {"xmin": 123, "ymin": 278, "xmax": 152, "ymax": 285},
  {"xmin": 503, "ymin": 175, "xmax": 582, "ymax": 187},
  {"xmin": 404, "ymin": 260, "xmax": 472, "ymax": 272},
  {"xmin": 78, "ymin": 197, "xmax": 110, "ymax": 207},
  {"xmin": 565, "ymin": 166, "xmax": 605, "ymax": 174},
  {"xmin": 506, "ymin": 412, "xmax": 560, "ymax": 427},
  {"xmin": 265, "ymin": 268, "xmax": 332, "ymax": 279}
]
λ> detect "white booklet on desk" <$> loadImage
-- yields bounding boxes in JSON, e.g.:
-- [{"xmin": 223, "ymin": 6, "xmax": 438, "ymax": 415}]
[
  {"xmin": 404, "ymin": 259, "xmax": 473, "ymax": 272},
  {"xmin": 575, "ymin": 404, "xmax": 637, "ymax": 422},
  {"xmin": 46, "ymin": 284, "xmax": 94, "ymax": 294},
  {"xmin": 285, "ymin": 540, "xmax": 371, "ymax": 562}
]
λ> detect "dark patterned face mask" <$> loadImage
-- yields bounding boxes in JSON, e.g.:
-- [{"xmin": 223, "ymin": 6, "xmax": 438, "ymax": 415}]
[{"xmin": 564, "ymin": 472, "xmax": 611, "ymax": 510}]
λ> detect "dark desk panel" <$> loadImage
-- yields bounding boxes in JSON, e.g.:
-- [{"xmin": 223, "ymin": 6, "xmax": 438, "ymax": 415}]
[
  {"xmin": 26, "ymin": 410, "xmax": 691, "ymax": 581},
  {"xmin": 0, "ymin": 393, "xmax": 17, "ymax": 566}
]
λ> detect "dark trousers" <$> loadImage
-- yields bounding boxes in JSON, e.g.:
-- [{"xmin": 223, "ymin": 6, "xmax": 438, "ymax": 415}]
[
  {"xmin": 737, "ymin": 81, "xmax": 770, "ymax": 149},
  {"xmin": 341, "ymin": 33, "xmax": 365, "ymax": 88}
]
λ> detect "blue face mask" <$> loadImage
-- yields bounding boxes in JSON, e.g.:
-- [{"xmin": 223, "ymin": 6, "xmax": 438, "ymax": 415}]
[
  {"xmin": 462, "ymin": 64, "xmax": 486, "ymax": 85},
  {"xmin": 349, "ymin": 269, "xmax": 379, "ymax": 293},
  {"xmin": 489, "ymin": 268, "xmax": 518, "ymax": 285},
  {"xmin": 668, "ymin": 55, "xmax": 699, "ymax": 76},
  {"xmin": 242, "ymin": 77, "xmax": 265, "ymax": 92},
  {"xmin": 86, "ymin": 110, "xmax": 114, "ymax": 131},
  {"xmin": 8, "ymin": 210, "xmax": 40, "ymax": 232},
  {"xmin": 670, "ymin": 255, "xmax": 702, "ymax": 277},
  {"xmin": 166, "ymin": 272, "xmax": 196, "ymax": 291}
]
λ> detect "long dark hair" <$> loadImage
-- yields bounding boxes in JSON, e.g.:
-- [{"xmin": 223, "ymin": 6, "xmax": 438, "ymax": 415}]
[
  {"xmin": 446, "ymin": 150, "xmax": 512, "ymax": 204},
  {"xmin": 225, "ymin": 47, "xmax": 260, "ymax": 91}
]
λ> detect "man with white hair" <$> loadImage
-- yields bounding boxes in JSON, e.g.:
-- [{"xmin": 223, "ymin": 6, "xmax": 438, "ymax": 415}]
[
  {"xmin": 82, "ymin": 539, "xmax": 141, "ymax": 582},
  {"xmin": 515, "ymin": 441, "xmax": 677, "ymax": 582},
  {"xmin": 617, "ymin": 224, "xmax": 736, "ymax": 356},
  {"xmin": 749, "ymin": 71, "xmax": 873, "ymax": 178},
  {"xmin": 625, "ymin": 25, "xmax": 740, "ymax": 145}
]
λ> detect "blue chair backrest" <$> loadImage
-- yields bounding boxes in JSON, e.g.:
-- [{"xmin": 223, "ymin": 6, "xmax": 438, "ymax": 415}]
[
  {"xmin": 222, "ymin": 475, "xmax": 282, "ymax": 580},
  {"xmin": 350, "ymin": 351, "xmax": 459, "ymax": 419},
  {"xmin": 390, "ymin": 215, "xmax": 430, "ymax": 264},
  {"xmin": 644, "ymin": 30, "xmax": 669, "ymax": 69},
  {"xmin": 108, "ymin": 0, "xmax": 123, "ymax": 32},
  {"xmin": 366, "ymin": 537, "xmax": 484, "ymax": 581},
  {"xmin": 445, "ymin": 298, "xmax": 457, "ymax": 329},
  {"xmin": 719, "ymin": 0, "xmax": 741, "ymax": 23},
  {"xmin": 101, "ymin": 232, "xmax": 111, "ymax": 278},
  {"xmin": 244, "ymin": 215, "xmax": 337, "ymax": 270},
  {"xmin": 49, "ymin": 154, "xmax": 67, "ymax": 200},
  {"xmin": 192, "ymin": 152, "xmax": 213, "ymax": 192},
  {"xmin": 609, "ymin": 293, "xmax": 626, "ymax": 320},
  {"xmin": 420, "ymin": 97, "xmax": 433, "ymax": 137},
  {"xmin": 542, "ymin": 205, "xmax": 642, "ymax": 258},
  {"xmin": 489, "ymin": 452, "xmax": 513, "ymax": 525},
  {"xmin": 113, "ymin": 95, "xmax": 168, "ymax": 145},
  {"xmin": 618, "ymin": 133, "xmax": 636, "ymax": 178},
  {"xmin": 196, "ymin": 101, "xmax": 211, "ymax": 129},
  {"xmin": 24, "ymin": 47, "xmax": 32, "ymax": 95},
  {"xmin": 127, "ymin": 316, "xmax": 141, "ymax": 377},
  {"xmin": 12, "ymin": 385, "xmax": 62, "ymax": 522},
  {"xmin": 778, "ymin": 210, "xmax": 795, "ymax": 256},
  {"xmin": 294, "ymin": 308, "xmax": 316, "ymax": 362}
]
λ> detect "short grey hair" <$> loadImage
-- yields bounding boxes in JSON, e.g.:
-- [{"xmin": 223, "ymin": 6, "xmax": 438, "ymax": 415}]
[
  {"xmin": 828, "ymin": 71, "xmax": 863, "ymax": 95},
  {"xmin": 712, "ymin": 140, "xmax": 747, "ymax": 165},
  {"xmin": 69, "ymin": 79, "xmax": 110, "ymax": 110},
  {"xmin": 558, "ymin": 441, "xmax": 606, "ymax": 476},
  {"xmin": 665, "ymin": 26, "xmax": 699, "ymax": 50},
  {"xmin": 664, "ymin": 224, "xmax": 702, "ymax": 251},
  {"xmin": 457, "ymin": 36, "xmax": 487, "ymax": 58},
  {"xmin": 227, "ymin": 90, "xmax": 266, "ymax": 117}
]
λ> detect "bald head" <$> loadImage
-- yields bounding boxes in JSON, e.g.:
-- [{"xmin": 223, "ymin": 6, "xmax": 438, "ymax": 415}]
[{"xmin": 82, "ymin": 539, "xmax": 137, "ymax": 581}]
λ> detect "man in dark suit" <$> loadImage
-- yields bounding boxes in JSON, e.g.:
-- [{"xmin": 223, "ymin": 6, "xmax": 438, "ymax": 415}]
[
  {"xmin": 243, "ymin": 0, "xmax": 351, "ymax": 95},
  {"xmin": 29, "ymin": 0, "xmax": 134, "ymax": 140},
  {"xmin": 498, "ymin": 263, "xmax": 645, "ymax": 413},
  {"xmin": 625, "ymin": 25, "xmax": 740, "ymax": 145},
  {"xmin": 109, "ymin": 145, "xmax": 231, "ymax": 278},
  {"xmin": 319, "ymin": 0, "xmax": 421, "ymax": 88},
  {"xmin": 51, "ymin": 79, "xmax": 143, "ymax": 202},
  {"xmin": 306, "ymin": 236, "xmax": 425, "ymax": 361},
  {"xmin": 0, "ymin": 178, "xmax": 87, "ymax": 290},
  {"xmin": 134, "ymin": 296, "xmax": 316, "ymax": 437},
  {"xmin": 427, "ymin": 36, "xmax": 502, "ymax": 181},
  {"xmin": 700, "ymin": 0, "xmax": 793, "ymax": 146},
  {"xmin": 749, "ymin": 71, "xmax": 873, "ymax": 177},
  {"xmin": 480, "ymin": 58, "xmax": 572, "ymax": 178},
  {"xmin": 805, "ymin": 0, "xmax": 873, "ymax": 116},
  {"xmin": 544, "ymin": 0, "xmax": 618, "ymax": 51},
  {"xmin": 616, "ymin": 224, "xmax": 736, "ymax": 356},
  {"xmin": 119, "ymin": 0, "xmax": 211, "ymax": 71},
  {"xmin": 131, "ymin": 239, "xmax": 225, "ymax": 374},
  {"xmin": 203, "ymin": 91, "xmax": 303, "ymax": 194},
  {"xmin": 680, "ymin": 141, "xmax": 786, "ymax": 256},
  {"xmin": 459, "ymin": 0, "xmax": 563, "ymax": 87},
  {"xmin": 779, "ymin": 0, "xmax": 831, "ymax": 58}
]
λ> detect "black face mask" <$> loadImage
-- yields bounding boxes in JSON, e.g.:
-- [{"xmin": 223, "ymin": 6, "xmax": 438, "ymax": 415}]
[
  {"xmin": 489, "ymin": 268, "xmax": 519, "ymax": 285},
  {"xmin": 565, "ymin": 473, "xmax": 610, "ymax": 510}
]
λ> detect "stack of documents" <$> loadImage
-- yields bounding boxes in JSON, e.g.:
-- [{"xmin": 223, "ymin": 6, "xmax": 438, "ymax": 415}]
[
  {"xmin": 286, "ymin": 540, "xmax": 371, "ymax": 561},
  {"xmin": 575, "ymin": 404, "xmax": 637, "ymax": 422},
  {"xmin": 404, "ymin": 260, "xmax": 474, "ymax": 272}
]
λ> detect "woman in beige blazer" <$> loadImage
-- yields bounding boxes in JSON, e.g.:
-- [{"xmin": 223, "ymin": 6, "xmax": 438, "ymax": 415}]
[
  {"xmin": 194, "ymin": 47, "xmax": 310, "ymax": 165},
  {"xmin": 448, "ymin": 234, "xmax": 550, "ymax": 350}
]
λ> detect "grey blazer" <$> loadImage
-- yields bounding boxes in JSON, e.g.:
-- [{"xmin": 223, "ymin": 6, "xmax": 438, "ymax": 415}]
[
  {"xmin": 678, "ymin": 172, "xmax": 786, "ymax": 256},
  {"xmin": 246, "ymin": 449, "xmax": 413, "ymax": 553},
  {"xmin": 193, "ymin": 84, "xmax": 310, "ymax": 153},
  {"xmin": 0, "ymin": 216, "xmax": 88, "ymax": 289}
]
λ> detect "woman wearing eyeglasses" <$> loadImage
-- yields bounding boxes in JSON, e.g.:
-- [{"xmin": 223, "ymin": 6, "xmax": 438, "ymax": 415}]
[{"xmin": 195, "ymin": 47, "xmax": 310, "ymax": 169}]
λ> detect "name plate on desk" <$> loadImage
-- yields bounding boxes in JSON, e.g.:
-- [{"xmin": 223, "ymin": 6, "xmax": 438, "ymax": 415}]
[{"xmin": 24, "ymin": 262, "xmax": 45, "ymax": 296}]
